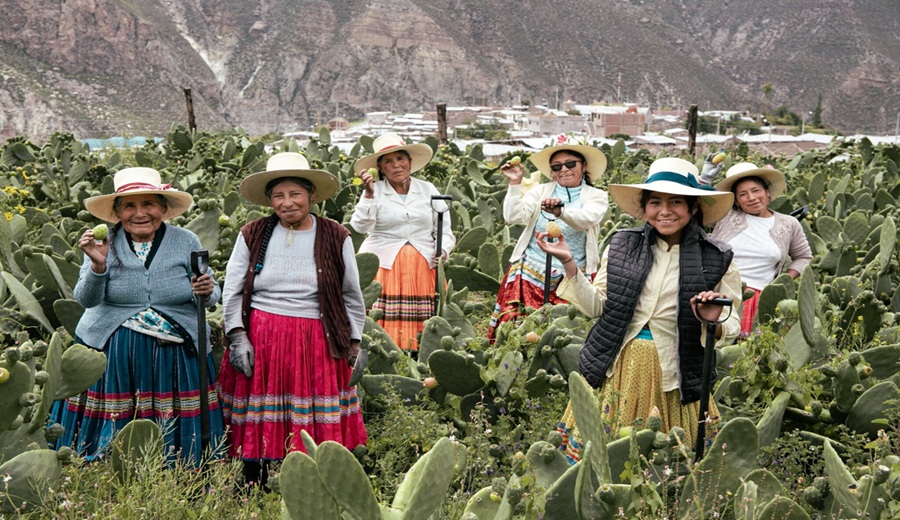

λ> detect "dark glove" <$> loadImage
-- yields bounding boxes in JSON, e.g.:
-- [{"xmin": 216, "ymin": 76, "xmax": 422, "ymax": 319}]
[
  {"xmin": 699, "ymin": 151, "xmax": 724, "ymax": 185},
  {"xmin": 228, "ymin": 331, "xmax": 254, "ymax": 378}
]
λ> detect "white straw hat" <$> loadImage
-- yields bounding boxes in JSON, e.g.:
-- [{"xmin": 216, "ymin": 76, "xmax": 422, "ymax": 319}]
[
  {"xmin": 354, "ymin": 133, "xmax": 434, "ymax": 176},
  {"xmin": 528, "ymin": 135, "xmax": 608, "ymax": 183},
  {"xmin": 715, "ymin": 162, "xmax": 786, "ymax": 199}
]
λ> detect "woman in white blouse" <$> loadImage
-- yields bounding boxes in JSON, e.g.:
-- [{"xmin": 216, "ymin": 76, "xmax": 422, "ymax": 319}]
[
  {"xmin": 711, "ymin": 162, "xmax": 812, "ymax": 336},
  {"xmin": 350, "ymin": 133, "xmax": 456, "ymax": 352}
]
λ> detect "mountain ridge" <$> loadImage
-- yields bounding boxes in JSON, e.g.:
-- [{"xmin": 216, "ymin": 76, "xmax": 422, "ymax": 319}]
[{"xmin": 0, "ymin": 0, "xmax": 898, "ymax": 139}]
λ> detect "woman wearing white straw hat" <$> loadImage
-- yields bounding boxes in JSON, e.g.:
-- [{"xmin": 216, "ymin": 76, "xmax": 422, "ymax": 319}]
[
  {"xmin": 535, "ymin": 157, "xmax": 742, "ymax": 460},
  {"xmin": 350, "ymin": 133, "xmax": 455, "ymax": 352},
  {"xmin": 218, "ymin": 152, "xmax": 367, "ymax": 488},
  {"xmin": 487, "ymin": 135, "xmax": 609, "ymax": 342},
  {"xmin": 51, "ymin": 167, "xmax": 223, "ymax": 468},
  {"xmin": 711, "ymin": 162, "xmax": 812, "ymax": 336}
]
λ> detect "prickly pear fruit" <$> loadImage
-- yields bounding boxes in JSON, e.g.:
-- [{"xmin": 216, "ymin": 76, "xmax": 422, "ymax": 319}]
[
  {"xmin": 546, "ymin": 221, "xmax": 562, "ymax": 239},
  {"xmin": 712, "ymin": 151, "xmax": 726, "ymax": 165},
  {"xmin": 509, "ymin": 156, "xmax": 521, "ymax": 166},
  {"xmin": 92, "ymin": 224, "xmax": 109, "ymax": 241},
  {"xmin": 646, "ymin": 406, "xmax": 662, "ymax": 432},
  {"xmin": 367, "ymin": 167, "xmax": 378, "ymax": 176},
  {"xmin": 547, "ymin": 430, "xmax": 563, "ymax": 448},
  {"xmin": 423, "ymin": 377, "xmax": 438, "ymax": 389},
  {"xmin": 217, "ymin": 214, "xmax": 231, "ymax": 227},
  {"xmin": 525, "ymin": 331, "xmax": 540, "ymax": 344},
  {"xmin": 0, "ymin": 367, "xmax": 8, "ymax": 384}
]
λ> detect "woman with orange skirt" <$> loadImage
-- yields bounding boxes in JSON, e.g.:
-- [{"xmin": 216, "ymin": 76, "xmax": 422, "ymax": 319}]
[{"xmin": 350, "ymin": 134, "xmax": 455, "ymax": 352}]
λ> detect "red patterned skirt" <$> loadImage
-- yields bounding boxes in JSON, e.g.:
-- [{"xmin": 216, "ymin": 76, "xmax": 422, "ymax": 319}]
[
  {"xmin": 740, "ymin": 288, "xmax": 762, "ymax": 337},
  {"xmin": 218, "ymin": 309, "xmax": 367, "ymax": 461}
]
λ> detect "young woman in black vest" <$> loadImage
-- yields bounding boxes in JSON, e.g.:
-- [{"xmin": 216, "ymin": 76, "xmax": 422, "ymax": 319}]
[{"xmin": 536, "ymin": 157, "xmax": 742, "ymax": 462}]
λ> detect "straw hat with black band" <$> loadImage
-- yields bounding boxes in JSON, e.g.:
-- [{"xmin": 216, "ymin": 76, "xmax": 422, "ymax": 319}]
[
  {"xmin": 608, "ymin": 157, "xmax": 734, "ymax": 226},
  {"xmin": 239, "ymin": 152, "xmax": 339, "ymax": 206}
]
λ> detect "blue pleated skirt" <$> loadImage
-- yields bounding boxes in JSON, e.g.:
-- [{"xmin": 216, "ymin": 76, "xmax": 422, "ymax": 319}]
[{"xmin": 51, "ymin": 327, "xmax": 224, "ymax": 467}]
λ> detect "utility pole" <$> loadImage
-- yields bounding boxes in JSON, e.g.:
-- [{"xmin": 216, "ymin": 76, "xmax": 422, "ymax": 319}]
[
  {"xmin": 687, "ymin": 105, "xmax": 698, "ymax": 157},
  {"xmin": 183, "ymin": 88, "xmax": 196, "ymax": 132},
  {"xmin": 437, "ymin": 103, "xmax": 448, "ymax": 145}
]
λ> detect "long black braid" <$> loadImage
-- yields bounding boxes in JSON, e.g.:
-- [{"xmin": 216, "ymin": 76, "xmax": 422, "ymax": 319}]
[{"xmin": 253, "ymin": 214, "xmax": 280, "ymax": 274}]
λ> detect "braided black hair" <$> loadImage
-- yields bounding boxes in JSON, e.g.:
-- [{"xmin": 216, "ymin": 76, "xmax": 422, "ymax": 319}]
[{"xmin": 253, "ymin": 214, "xmax": 280, "ymax": 274}]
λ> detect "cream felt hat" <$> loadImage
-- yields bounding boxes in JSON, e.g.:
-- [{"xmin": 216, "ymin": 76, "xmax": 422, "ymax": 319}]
[
  {"xmin": 715, "ymin": 162, "xmax": 786, "ymax": 199},
  {"xmin": 609, "ymin": 157, "xmax": 734, "ymax": 225},
  {"xmin": 528, "ymin": 135, "xmax": 608, "ymax": 184},
  {"xmin": 84, "ymin": 167, "xmax": 194, "ymax": 223},
  {"xmin": 353, "ymin": 133, "xmax": 434, "ymax": 176},
  {"xmin": 239, "ymin": 152, "xmax": 339, "ymax": 206}
]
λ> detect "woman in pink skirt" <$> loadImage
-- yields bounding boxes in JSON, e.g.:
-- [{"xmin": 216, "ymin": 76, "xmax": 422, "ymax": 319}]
[{"xmin": 218, "ymin": 152, "xmax": 367, "ymax": 488}]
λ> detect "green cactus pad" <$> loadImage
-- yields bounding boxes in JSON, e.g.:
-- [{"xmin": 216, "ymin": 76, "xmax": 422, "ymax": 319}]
[
  {"xmin": 428, "ymin": 350, "xmax": 484, "ymax": 397},
  {"xmin": 316, "ymin": 441, "xmax": 381, "ymax": 520},
  {"xmin": 391, "ymin": 437, "xmax": 459, "ymax": 518},
  {"xmin": 55, "ymin": 344, "xmax": 107, "ymax": 400},
  {"xmin": 846, "ymin": 381, "xmax": 899, "ymax": 437},
  {"xmin": 823, "ymin": 439, "xmax": 859, "ymax": 514},
  {"xmin": 0, "ymin": 359, "xmax": 35, "ymax": 432},
  {"xmin": 280, "ymin": 451, "xmax": 340, "ymax": 520},
  {"xmin": 756, "ymin": 392, "xmax": 791, "ymax": 448},
  {"xmin": 568, "ymin": 372, "xmax": 611, "ymax": 483},
  {"xmin": 677, "ymin": 418, "xmax": 759, "ymax": 520},
  {"xmin": 462, "ymin": 486, "xmax": 501, "ymax": 519},
  {"xmin": 493, "ymin": 351, "xmax": 523, "ymax": 397},
  {"xmin": 110, "ymin": 419, "xmax": 163, "ymax": 484},
  {"xmin": 543, "ymin": 462, "xmax": 580, "ymax": 519},
  {"xmin": 355, "ymin": 252, "xmax": 380, "ymax": 289},
  {"xmin": 0, "ymin": 449, "xmax": 62, "ymax": 513}
]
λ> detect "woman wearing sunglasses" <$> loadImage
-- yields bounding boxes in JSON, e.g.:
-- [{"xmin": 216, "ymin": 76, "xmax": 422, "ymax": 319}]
[{"xmin": 487, "ymin": 136, "xmax": 609, "ymax": 342}]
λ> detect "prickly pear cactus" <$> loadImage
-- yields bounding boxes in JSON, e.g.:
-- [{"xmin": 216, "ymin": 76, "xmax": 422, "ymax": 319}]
[
  {"xmin": 0, "ymin": 449, "xmax": 63, "ymax": 513},
  {"xmin": 110, "ymin": 419, "xmax": 164, "ymax": 484}
]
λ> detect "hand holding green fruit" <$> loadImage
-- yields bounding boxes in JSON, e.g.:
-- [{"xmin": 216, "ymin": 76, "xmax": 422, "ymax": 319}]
[{"xmin": 92, "ymin": 224, "xmax": 109, "ymax": 242}]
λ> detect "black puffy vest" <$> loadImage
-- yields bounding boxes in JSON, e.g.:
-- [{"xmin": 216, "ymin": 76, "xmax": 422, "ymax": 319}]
[{"xmin": 579, "ymin": 222, "xmax": 733, "ymax": 404}]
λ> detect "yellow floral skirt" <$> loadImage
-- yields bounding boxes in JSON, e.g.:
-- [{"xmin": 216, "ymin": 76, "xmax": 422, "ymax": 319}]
[{"xmin": 557, "ymin": 338, "xmax": 720, "ymax": 463}]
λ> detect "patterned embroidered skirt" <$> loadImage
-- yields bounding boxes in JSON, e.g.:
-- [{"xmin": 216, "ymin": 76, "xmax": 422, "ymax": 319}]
[
  {"xmin": 556, "ymin": 338, "xmax": 720, "ymax": 464},
  {"xmin": 487, "ymin": 258, "xmax": 566, "ymax": 342},
  {"xmin": 52, "ymin": 327, "xmax": 224, "ymax": 468},
  {"xmin": 218, "ymin": 309, "xmax": 367, "ymax": 461},
  {"xmin": 740, "ymin": 288, "xmax": 762, "ymax": 337},
  {"xmin": 371, "ymin": 244, "xmax": 436, "ymax": 351}
]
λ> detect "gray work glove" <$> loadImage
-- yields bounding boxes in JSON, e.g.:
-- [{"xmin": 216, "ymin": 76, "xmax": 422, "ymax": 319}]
[
  {"xmin": 698, "ymin": 152, "xmax": 724, "ymax": 185},
  {"xmin": 228, "ymin": 331, "xmax": 254, "ymax": 378}
]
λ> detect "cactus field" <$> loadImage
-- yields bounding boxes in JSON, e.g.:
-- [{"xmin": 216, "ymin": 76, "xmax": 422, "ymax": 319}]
[{"xmin": 1, "ymin": 127, "xmax": 899, "ymax": 518}]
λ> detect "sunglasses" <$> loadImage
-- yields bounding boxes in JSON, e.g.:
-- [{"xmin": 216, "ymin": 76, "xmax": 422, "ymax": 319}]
[{"xmin": 550, "ymin": 160, "xmax": 582, "ymax": 172}]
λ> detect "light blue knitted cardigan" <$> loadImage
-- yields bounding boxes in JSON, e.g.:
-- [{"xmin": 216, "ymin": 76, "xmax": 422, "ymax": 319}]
[{"xmin": 74, "ymin": 223, "xmax": 221, "ymax": 354}]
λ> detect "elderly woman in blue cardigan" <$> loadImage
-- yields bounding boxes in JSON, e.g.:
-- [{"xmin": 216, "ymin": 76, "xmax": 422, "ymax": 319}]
[{"xmin": 52, "ymin": 167, "xmax": 223, "ymax": 467}]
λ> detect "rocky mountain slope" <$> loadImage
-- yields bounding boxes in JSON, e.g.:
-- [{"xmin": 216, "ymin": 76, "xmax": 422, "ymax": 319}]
[{"xmin": 0, "ymin": 0, "xmax": 897, "ymax": 139}]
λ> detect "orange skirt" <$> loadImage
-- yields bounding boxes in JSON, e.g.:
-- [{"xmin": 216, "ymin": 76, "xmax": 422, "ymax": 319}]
[
  {"xmin": 556, "ymin": 338, "xmax": 720, "ymax": 463},
  {"xmin": 372, "ymin": 244, "xmax": 436, "ymax": 351}
]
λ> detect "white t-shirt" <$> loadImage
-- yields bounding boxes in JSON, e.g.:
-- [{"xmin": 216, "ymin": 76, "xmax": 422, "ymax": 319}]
[{"xmin": 728, "ymin": 214, "xmax": 781, "ymax": 290}]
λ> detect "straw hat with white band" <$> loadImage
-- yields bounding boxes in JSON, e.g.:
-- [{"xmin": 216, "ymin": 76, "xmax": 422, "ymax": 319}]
[
  {"xmin": 715, "ymin": 162, "xmax": 786, "ymax": 199},
  {"xmin": 354, "ymin": 133, "xmax": 434, "ymax": 176},
  {"xmin": 528, "ymin": 137, "xmax": 608, "ymax": 184}
]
